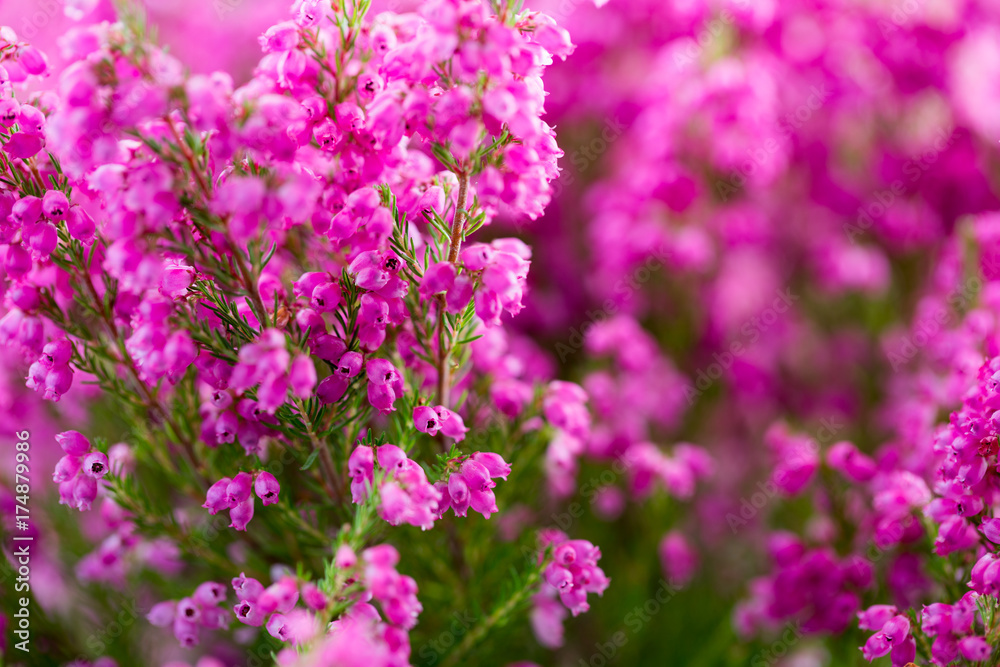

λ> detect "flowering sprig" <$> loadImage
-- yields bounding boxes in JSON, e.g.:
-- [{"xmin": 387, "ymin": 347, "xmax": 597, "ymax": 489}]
[{"xmin": 0, "ymin": 0, "xmax": 725, "ymax": 664}]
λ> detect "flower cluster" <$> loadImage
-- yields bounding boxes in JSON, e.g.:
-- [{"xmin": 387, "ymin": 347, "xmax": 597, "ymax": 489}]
[
  {"xmin": 918, "ymin": 595, "xmax": 992, "ymax": 664},
  {"xmin": 77, "ymin": 494, "xmax": 183, "ymax": 586},
  {"xmin": 412, "ymin": 404, "xmax": 467, "ymax": 440},
  {"xmin": 202, "ymin": 471, "xmax": 281, "ymax": 531},
  {"xmin": 267, "ymin": 544, "xmax": 420, "ymax": 665},
  {"xmin": 539, "ymin": 529, "xmax": 609, "ymax": 617},
  {"xmin": 230, "ymin": 329, "xmax": 316, "ymax": 413},
  {"xmin": 147, "ymin": 581, "xmax": 230, "ymax": 648},
  {"xmin": 349, "ymin": 443, "xmax": 442, "ymax": 529},
  {"xmin": 25, "ymin": 338, "xmax": 75, "ymax": 401},
  {"xmin": 735, "ymin": 537, "xmax": 872, "ymax": 636},
  {"xmin": 232, "ymin": 573, "xmax": 302, "ymax": 634},
  {"xmin": 32, "ymin": 0, "xmax": 1000, "ymax": 663},
  {"xmin": 859, "ymin": 612, "xmax": 915, "ymax": 665},
  {"xmin": 435, "ymin": 451, "xmax": 511, "ymax": 519},
  {"xmin": 52, "ymin": 430, "xmax": 107, "ymax": 511}
]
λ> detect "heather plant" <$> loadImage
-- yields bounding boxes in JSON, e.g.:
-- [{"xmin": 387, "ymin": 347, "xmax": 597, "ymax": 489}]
[
  {"xmin": 0, "ymin": 0, "xmax": 644, "ymax": 664},
  {"xmin": 12, "ymin": 0, "xmax": 1000, "ymax": 666}
]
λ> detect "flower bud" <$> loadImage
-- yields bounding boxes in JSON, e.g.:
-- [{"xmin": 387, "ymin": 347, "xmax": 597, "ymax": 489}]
[
  {"xmin": 254, "ymin": 471, "xmax": 280, "ymax": 505},
  {"xmin": 56, "ymin": 430, "xmax": 91, "ymax": 456}
]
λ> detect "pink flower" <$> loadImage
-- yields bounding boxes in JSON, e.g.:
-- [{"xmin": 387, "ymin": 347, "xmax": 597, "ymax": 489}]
[
  {"xmin": 147, "ymin": 601, "xmax": 176, "ymax": 627},
  {"xmin": 82, "ymin": 451, "xmax": 109, "ymax": 479},
  {"xmin": 540, "ymin": 533, "xmax": 609, "ymax": 617},
  {"xmin": 232, "ymin": 573, "xmax": 265, "ymax": 601},
  {"xmin": 257, "ymin": 577, "xmax": 299, "ymax": 615},
  {"xmin": 348, "ymin": 445, "xmax": 375, "ymax": 503},
  {"xmin": 826, "ymin": 441, "xmax": 876, "ymax": 483},
  {"xmin": 366, "ymin": 358, "xmax": 404, "ymax": 414},
  {"xmin": 959, "ymin": 636, "xmax": 991, "ymax": 662},
  {"xmin": 858, "ymin": 605, "xmax": 897, "ymax": 631},
  {"xmin": 254, "ymin": 472, "xmax": 280, "ymax": 505},
  {"xmin": 226, "ymin": 472, "xmax": 253, "ymax": 506},
  {"xmin": 419, "ymin": 262, "xmax": 456, "ymax": 299},
  {"xmin": 56, "ymin": 430, "xmax": 91, "ymax": 456},
  {"xmin": 412, "ymin": 405, "xmax": 440, "ymax": 435},
  {"xmin": 530, "ymin": 593, "xmax": 567, "ymax": 648},
  {"xmin": 53, "ymin": 455, "xmax": 81, "ymax": 483},
  {"xmin": 861, "ymin": 615, "xmax": 909, "ymax": 662},
  {"xmin": 435, "ymin": 406, "xmax": 468, "ymax": 441},
  {"xmin": 658, "ymin": 531, "xmax": 697, "ymax": 587},
  {"xmin": 228, "ymin": 496, "xmax": 255, "ymax": 532},
  {"xmin": 41, "ymin": 190, "xmax": 69, "ymax": 220},
  {"xmin": 470, "ymin": 452, "xmax": 511, "ymax": 480}
]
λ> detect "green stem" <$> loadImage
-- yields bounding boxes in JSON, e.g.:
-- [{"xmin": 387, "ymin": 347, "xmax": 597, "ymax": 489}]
[
  {"xmin": 436, "ymin": 171, "xmax": 470, "ymax": 408},
  {"xmin": 439, "ymin": 565, "xmax": 541, "ymax": 667},
  {"xmin": 294, "ymin": 398, "xmax": 343, "ymax": 503}
]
